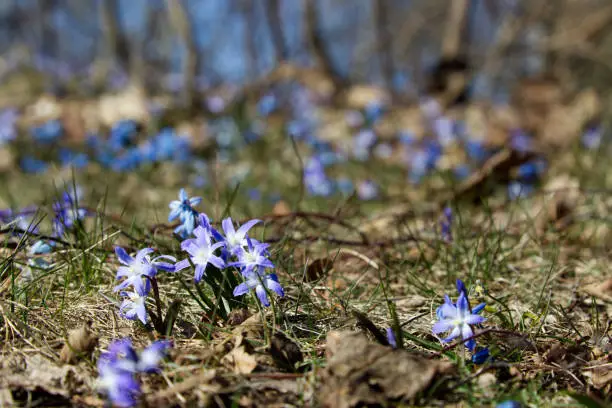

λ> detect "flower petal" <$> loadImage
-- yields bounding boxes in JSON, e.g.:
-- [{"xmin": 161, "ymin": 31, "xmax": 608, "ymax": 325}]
[
  {"xmin": 432, "ymin": 319, "xmax": 454, "ymax": 334},
  {"xmin": 233, "ymin": 282, "xmax": 250, "ymax": 297},
  {"xmin": 464, "ymin": 314, "xmax": 486, "ymax": 325},
  {"xmin": 115, "ymin": 247, "xmax": 133, "ymax": 265},
  {"xmin": 255, "ymin": 285, "xmax": 270, "ymax": 307}
]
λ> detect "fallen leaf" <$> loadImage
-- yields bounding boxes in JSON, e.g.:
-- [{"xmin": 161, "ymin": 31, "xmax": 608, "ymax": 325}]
[
  {"xmin": 318, "ymin": 331, "xmax": 453, "ymax": 407},
  {"xmin": 269, "ymin": 332, "xmax": 304, "ymax": 372},
  {"xmin": 272, "ymin": 200, "xmax": 291, "ymax": 216},
  {"xmin": 582, "ymin": 278, "xmax": 612, "ymax": 303},
  {"xmin": 59, "ymin": 321, "xmax": 99, "ymax": 364},
  {"xmin": 222, "ymin": 346, "xmax": 258, "ymax": 375},
  {"xmin": 305, "ymin": 257, "xmax": 334, "ymax": 282}
]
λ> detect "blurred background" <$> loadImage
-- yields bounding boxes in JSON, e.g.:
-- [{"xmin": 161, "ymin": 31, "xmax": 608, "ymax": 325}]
[
  {"xmin": 0, "ymin": 0, "xmax": 608, "ymax": 210},
  {"xmin": 2, "ymin": 0, "xmax": 611, "ymax": 101}
]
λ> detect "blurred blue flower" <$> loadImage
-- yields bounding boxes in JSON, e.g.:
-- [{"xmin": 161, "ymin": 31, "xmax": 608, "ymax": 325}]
[
  {"xmin": 508, "ymin": 181, "xmax": 534, "ymax": 200},
  {"xmin": 257, "ymin": 93, "xmax": 278, "ymax": 116},
  {"xmin": 0, "ymin": 108, "xmax": 18, "ymax": 145},
  {"xmin": 471, "ymin": 347, "xmax": 491, "ymax": 364},
  {"xmin": 58, "ymin": 148, "xmax": 89, "ymax": 169},
  {"xmin": 336, "ymin": 177, "xmax": 354, "ymax": 195},
  {"xmin": 20, "ymin": 156, "xmax": 49, "ymax": 173},
  {"xmin": 386, "ymin": 327, "xmax": 398, "ymax": 348},
  {"xmin": 31, "ymin": 119, "xmax": 62, "ymax": 144},
  {"xmin": 582, "ymin": 125, "xmax": 603, "ymax": 150},
  {"xmin": 304, "ymin": 157, "xmax": 334, "ymax": 196},
  {"xmin": 496, "ymin": 401, "xmax": 521, "ymax": 408},
  {"xmin": 465, "ymin": 140, "xmax": 490, "ymax": 163},
  {"xmin": 353, "ymin": 129, "xmax": 377, "ymax": 161},
  {"xmin": 510, "ymin": 130, "xmax": 532, "ymax": 153},
  {"xmin": 169, "ymin": 189, "xmax": 201, "ymax": 224},
  {"xmin": 357, "ymin": 180, "xmax": 378, "ymax": 200},
  {"xmin": 432, "ymin": 117, "xmax": 455, "ymax": 146},
  {"xmin": 29, "ymin": 240, "xmax": 53, "ymax": 255},
  {"xmin": 364, "ymin": 100, "xmax": 385, "ymax": 123},
  {"xmin": 97, "ymin": 339, "xmax": 171, "ymax": 407},
  {"xmin": 109, "ymin": 120, "xmax": 138, "ymax": 151}
]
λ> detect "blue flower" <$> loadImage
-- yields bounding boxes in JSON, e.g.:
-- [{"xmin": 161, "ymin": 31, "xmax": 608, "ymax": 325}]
[
  {"xmin": 229, "ymin": 238, "xmax": 275, "ymax": 274},
  {"xmin": 119, "ymin": 287, "xmax": 149, "ymax": 325},
  {"xmin": 508, "ymin": 181, "xmax": 534, "ymax": 200},
  {"xmin": 496, "ymin": 401, "xmax": 521, "ymax": 408},
  {"xmin": 52, "ymin": 187, "xmax": 89, "ymax": 236},
  {"xmin": 386, "ymin": 327, "xmax": 397, "ymax": 348},
  {"xmin": 357, "ymin": 180, "xmax": 378, "ymax": 200},
  {"xmin": 29, "ymin": 240, "xmax": 53, "ymax": 255},
  {"xmin": 113, "ymin": 247, "xmax": 175, "ymax": 293},
  {"xmin": 58, "ymin": 148, "xmax": 89, "ymax": 169},
  {"xmin": 109, "ymin": 120, "xmax": 138, "ymax": 151},
  {"xmin": 97, "ymin": 359, "xmax": 140, "ymax": 407},
  {"xmin": 510, "ymin": 130, "xmax": 532, "ymax": 153},
  {"xmin": 97, "ymin": 339, "xmax": 171, "ymax": 407},
  {"xmin": 582, "ymin": 125, "xmax": 603, "ymax": 149},
  {"xmin": 304, "ymin": 157, "xmax": 334, "ymax": 196},
  {"xmin": 175, "ymin": 225, "xmax": 225, "ymax": 282},
  {"xmin": 220, "ymin": 217, "xmax": 260, "ymax": 255},
  {"xmin": 31, "ymin": 119, "xmax": 62, "ymax": 144},
  {"xmin": 0, "ymin": 108, "xmax": 18, "ymax": 145},
  {"xmin": 233, "ymin": 270, "xmax": 284, "ymax": 307},
  {"xmin": 20, "ymin": 156, "xmax": 49, "ymax": 173},
  {"xmin": 169, "ymin": 189, "xmax": 201, "ymax": 223},
  {"xmin": 432, "ymin": 292, "xmax": 486, "ymax": 345},
  {"xmin": 471, "ymin": 347, "xmax": 491, "ymax": 364}
]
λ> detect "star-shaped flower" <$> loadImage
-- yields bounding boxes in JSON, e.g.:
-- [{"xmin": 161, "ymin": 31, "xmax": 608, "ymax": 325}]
[
  {"xmin": 233, "ymin": 271, "xmax": 284, "ymax": 307},
  {"xmin": 432, "ymin": 292, "xmax": 486, "ymax": 345},
  {"xmin": 175, "ymin": 225, "xmax": 225, "ymax": 282}
]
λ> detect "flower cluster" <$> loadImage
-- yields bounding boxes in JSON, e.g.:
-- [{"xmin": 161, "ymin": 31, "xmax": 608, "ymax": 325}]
[
  {"xmin": 97, "ymin": 338, "xmax": 170, "ymax": 407},
  {"xmin": 173, "ymin": 209, "xmax": 284, "ymax": 307},
  {"xmin": 113, "ymin": 247, "xmax": 175, "ymax": 324},
  {"xmin": 433, "ymin": 279, "xmax": 486, "ymax": 354}
]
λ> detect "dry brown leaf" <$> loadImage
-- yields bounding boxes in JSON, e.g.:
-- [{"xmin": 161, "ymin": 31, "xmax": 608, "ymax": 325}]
[
  {"xmin": 589, "ymin": 362, "xmax": 612, "ymax": 389},
  {"xmin": 582, "ymin": 278, "xmax": 612, "ymax": 303},
  {"xmin": 59, "ymin": 321, "xmax": 99, "ymax": 364},
  {"xmin": 318, "ymin": 331, "xmax": 453, "ymax": 407},
  {"xmin": 222, "ymin": 346, "xmax": 258, "ymax": 375},
  {"xmin": 305, "ymin": 257, "xmax": 334, "ymax": 282},
  {"xmin": 272, "ymin": 200, "xmax": 291, "ymax": 216}
]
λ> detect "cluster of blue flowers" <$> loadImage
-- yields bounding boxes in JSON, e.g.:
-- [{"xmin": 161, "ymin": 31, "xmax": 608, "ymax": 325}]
[
  {"xmin": 0, "ymin": 185, "xmax": 90, "ymax": 239},
  {"xmin": 113, "ymin": 247, "xmax": 176, "ymax": 324},
  {"xmin": 97, "ymin": 338, "xmax": 170, "ymax": 407},
  {"xmin": 113, "ymin": 189, "xmax": 283, "ymax": 327}
]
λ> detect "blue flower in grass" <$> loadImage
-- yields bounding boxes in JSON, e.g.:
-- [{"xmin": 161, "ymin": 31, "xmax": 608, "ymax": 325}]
[
  {"xmin": 97, "ymin": 338, "xmax": 170, "ymax": 407},
  {"xmin": 229, "ymin": 238, "xmax": 274, "ymax": 275},
  {"xmin": 433, "ymin": 292, "xmax": 486, "ymax": 346},
  {"xmin": 113, "ymin": 247, "xmax": 175, "ymax": 294},
  {"xmin": 169, "ymin": 189, "xmax": 201, "ymax": 237},
  {"xmin": 175, "ymin": 225, "xmax": 225, "ymax": 282},
  {"xmin": 221, "ymin": 217, "xmax": 260, "ymax": 255},
  {"xmin": 119, "ymin": 287, "xmax": 149, "ymax": 325},
  {"xmin": 386, "ymin": 327, "xmax": 398, "ymax": 348},
  {"xmin": 233, "ymin": 270, "xmax": 284, "ymax": 307}
]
